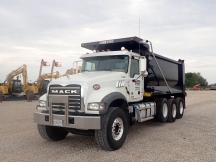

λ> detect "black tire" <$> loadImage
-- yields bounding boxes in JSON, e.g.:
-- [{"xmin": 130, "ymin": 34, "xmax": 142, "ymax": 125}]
[
  {"xmin": 167, "ymin": 99, "xmax": 177, "ymax": 123},
  {"xmin": 37, "ymin": 124, "xmax": 68, "ymax": 141},
  {"xmin": 176, "ymin": 97, "xmax": 184, "ymax": 119},
  {"xmin": 156, "ymin": 98, "xmax": 168, "ymax": 123},
  {"xmin": 95, "ymin": 107, "xmax": 128, "ymax": 151}
]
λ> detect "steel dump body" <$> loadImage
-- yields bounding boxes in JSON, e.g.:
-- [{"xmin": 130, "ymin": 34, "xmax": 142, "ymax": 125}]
[
  {"xmin": 146, "ymin": 53, "xmax": 185, "ymax": 96},
  {"xmin": 82, "ymin": 36, "xmax": 185, "ymax": 97}
]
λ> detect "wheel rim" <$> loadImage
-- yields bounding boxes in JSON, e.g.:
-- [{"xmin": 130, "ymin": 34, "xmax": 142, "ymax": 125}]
[
  {"xmin": 112, "ymin": 117, "xmax": 124, "ymax": 141},
  {"xmin": 172, "ymin": 104, "xmax": 177, "ymax": 118},
  {"xmin": 163, "ymin": 103, "xmax": 168, "ymax": 118},
  {"xmin": 179, "ymin": 102, "xmax": 184, "ymax": 114}
]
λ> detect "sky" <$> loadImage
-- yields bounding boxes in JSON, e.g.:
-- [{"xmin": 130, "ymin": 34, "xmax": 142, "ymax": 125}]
[{"xmin": 0, "ymin": 0, "xmax": 216, "ymax": 84}]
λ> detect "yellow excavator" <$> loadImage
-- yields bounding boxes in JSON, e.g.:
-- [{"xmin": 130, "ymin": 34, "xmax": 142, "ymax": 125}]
[
  {"xmin": 0, "ymin": 60, "xmax": 61, "ymax": 102},
  {"xmin": 0, "ymin": 64, "xmax": 36, "ymax": 101},
  {"xmin": 31, "ymin": 71, "xmax": 60, "ymax": 96},
  {"xmin": 0, "ymin": 64, "xmax": 28, "ymax": 96},
  {"xmin": 28, "ymin": 59, "xmax": 61, "ymax": 97}
]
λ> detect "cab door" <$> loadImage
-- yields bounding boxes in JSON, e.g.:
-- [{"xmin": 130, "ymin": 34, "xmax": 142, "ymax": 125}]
[{"xmin": 129, "ymin": 58, "xmax": 143, "ymax": 99}]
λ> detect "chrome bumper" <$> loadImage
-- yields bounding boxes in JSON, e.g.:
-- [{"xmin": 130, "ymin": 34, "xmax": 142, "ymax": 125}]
[{"xmin": 34, "ymin": 112, "xmax": 101, "ymax": 130}]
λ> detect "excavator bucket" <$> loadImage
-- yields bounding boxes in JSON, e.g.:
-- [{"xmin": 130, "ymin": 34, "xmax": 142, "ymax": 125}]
[{"xmin": 0, "ymin": 91, "xmax": 3, "ymax": 102}]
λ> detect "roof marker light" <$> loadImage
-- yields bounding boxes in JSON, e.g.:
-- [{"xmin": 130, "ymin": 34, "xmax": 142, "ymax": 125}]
[{"xmin": 121, "ymin": 47, "xmax": 125, "ymax": 50}]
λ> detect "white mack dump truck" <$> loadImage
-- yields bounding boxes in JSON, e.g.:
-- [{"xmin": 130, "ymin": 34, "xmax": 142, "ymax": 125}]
[{"xmin": 34, "ymin": 37, "xmax": 186, "ymax": 151}]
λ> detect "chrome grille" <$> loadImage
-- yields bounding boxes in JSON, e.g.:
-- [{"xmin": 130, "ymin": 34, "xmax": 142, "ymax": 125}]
[
  {"xmin": 69, "ymin": 96, "xmax": 81, "ymax": 109},
  {"xmin": 52, "ymin": 103, "xmax": 65, "ymax": 110},
  {"xmin": 49, "ymin": 84, "xmax": 81, "ymax": 113}
]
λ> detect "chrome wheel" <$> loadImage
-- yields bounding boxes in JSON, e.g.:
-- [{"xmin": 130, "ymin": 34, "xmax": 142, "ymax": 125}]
[
  {"xmin": 112, "ymin": 117, "xmax": 124, "ymax": 141},
  {"xmin": 172, "ymin": 104, "xmax": 177, "ymax": 118},
  {"xmin": 163, "ymin": 103, "xmax": 168, "ymax": 118},
  {"xmin": 179, "ymin": 102, "xmax": 184, "ymax": 115}
]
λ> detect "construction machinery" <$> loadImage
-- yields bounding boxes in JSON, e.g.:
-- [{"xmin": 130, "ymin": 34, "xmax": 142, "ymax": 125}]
[
  {"xmin": 29, "ymin": 59, "xmax": 61, "ymax": 97},
  {"xmin": 193, "ymin": 84, "xmax": 200, "ymax": 90},
  {"xmin": 26, "ymin": 58, "xmax": 50, "ymax": 96},
  {"xmin": 0, "ymin": 65, "xmax": 28, "ymax": 96},
  {"xmin": 33, "ymin": 71, "xmax": 60, "ymax": 96},
  {"xmin": 50, "ymin": 60, "xmax": 61, "ymax": 81},
  {"xmin": 38, "ymin": 59, "xmax": 61, "ymax": 95},
  {"xmin": 0, "ymin": 64, "xmax": 38, "ymax": 101},
  {"xmin": 0, "ymin": 59, "xmax": 61, "ymax": 102},
  {"xmin": 63, "ymin": 66, "xmax": 82, "ymax": 76},
  {"xmin": 63, "ymin": 61, "xmax": 82, "ymax": 76}
]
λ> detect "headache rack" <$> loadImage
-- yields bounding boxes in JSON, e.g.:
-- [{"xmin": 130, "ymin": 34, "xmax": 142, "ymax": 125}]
[{"xmin": 81, "ymin": 36, "xmax": 150, "ymax": 56}]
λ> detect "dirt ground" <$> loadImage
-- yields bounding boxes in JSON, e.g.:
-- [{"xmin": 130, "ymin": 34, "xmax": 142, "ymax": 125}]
[{"xmin": 0, "ymin": 91, "xmax": 216, "ymax": 162}]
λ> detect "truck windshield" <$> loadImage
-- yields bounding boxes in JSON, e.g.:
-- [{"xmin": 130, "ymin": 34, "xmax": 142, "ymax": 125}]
[{"xmin": 82, "ymin": 55, "xmax": 129, "ymax": 73}]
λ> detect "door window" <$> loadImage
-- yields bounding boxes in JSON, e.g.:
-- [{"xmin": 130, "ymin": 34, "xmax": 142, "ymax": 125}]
[{"xmin": 130, "ymin": 59, "xmax": 139, "ymax": 78}]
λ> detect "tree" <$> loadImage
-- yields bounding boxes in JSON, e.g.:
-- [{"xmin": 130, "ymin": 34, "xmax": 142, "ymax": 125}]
[{"xmin": 185, "ymin": 72, "xmax": 208, "ymax": 88}]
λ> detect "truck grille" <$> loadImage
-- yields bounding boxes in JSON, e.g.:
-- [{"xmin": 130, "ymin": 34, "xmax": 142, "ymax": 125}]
[
  {"xmin": 49, "ymin": 84, "xmax": 82, "ymax": 114},
  {"xmin": 69, "ymin": 96, "xmax": 81, "ymax": 109}
]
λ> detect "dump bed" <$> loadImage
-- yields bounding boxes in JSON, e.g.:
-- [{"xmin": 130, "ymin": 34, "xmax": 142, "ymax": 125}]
[{"xmin": 145, "ymin": 53, "xmax": 185, "ymax": 96}]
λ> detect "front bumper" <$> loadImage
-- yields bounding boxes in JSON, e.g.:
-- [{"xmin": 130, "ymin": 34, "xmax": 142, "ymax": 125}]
[{"xmin": 34, "ymin": 112, "xmax": 101, "ymax": 130}]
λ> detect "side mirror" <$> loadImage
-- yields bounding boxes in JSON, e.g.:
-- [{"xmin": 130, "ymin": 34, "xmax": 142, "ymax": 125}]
[{"xmin": 140, "ymin": 57, "xmax": 148, "ymax": 77}]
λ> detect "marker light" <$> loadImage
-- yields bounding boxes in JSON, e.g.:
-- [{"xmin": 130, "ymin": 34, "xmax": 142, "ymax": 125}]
[{"xmin": 121, "ymin": 47, "xmax": 125, "ymax": 50}]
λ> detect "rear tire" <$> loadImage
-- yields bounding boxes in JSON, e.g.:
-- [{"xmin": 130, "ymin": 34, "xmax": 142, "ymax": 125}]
[
  {"xmin": 167, "ymin": 99, "xmax": 177, "ymax": 123},
  {"xmin": 156, "ymin": 98, "xmax": 168, "ymax": 123},
  {"xmin": 95, "ymin": 107, "xmax": 128, "ymax": 151},
  {"xmin": 37, "ymin": 124, "xmax": 68, "ymax": 141},
  {"xmin": 176, "ymin": 97, "xmax": 184, "ymax": 119}
]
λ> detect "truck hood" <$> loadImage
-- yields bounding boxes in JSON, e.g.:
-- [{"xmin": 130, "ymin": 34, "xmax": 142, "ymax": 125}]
[{"xmin": 49, "ymin": 71, "xmax": 126, "ymax": 86}]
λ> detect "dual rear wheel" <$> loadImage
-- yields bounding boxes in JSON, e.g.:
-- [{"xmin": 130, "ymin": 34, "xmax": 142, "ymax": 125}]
[{"xmin": 156, "ymin": 97, "xmax": 184, "ymax": 123}]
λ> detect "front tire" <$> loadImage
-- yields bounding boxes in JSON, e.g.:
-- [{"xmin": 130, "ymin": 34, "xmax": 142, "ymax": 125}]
[
  {"xmin": 95, "ymin": 107, "xmax": 128, "ymax": 151},
  {"xmin": 37, "ymin": 124, "xmax": 68, "ymax": 141}
]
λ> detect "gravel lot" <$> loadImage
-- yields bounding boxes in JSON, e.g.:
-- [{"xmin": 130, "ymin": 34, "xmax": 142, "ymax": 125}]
[{"xmin": 0, "ymin": 91, "xmax": 216, "ymax": 162}]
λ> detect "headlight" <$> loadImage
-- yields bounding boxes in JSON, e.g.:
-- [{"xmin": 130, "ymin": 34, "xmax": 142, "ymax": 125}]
[
  {"xmin": 87, "ymin": 103, "xmax": 106, "ymax": 111},
  {"xmin": 36, "ymin": 100, "xmax": 46, "ymax": 109}
]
